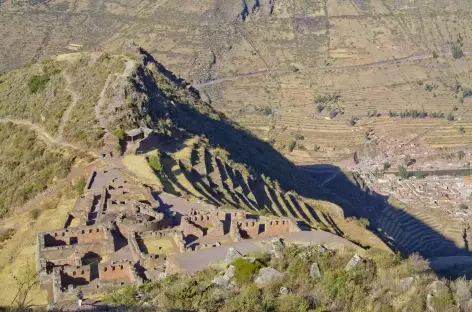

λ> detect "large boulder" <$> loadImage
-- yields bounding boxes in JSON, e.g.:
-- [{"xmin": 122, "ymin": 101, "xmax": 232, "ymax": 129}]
[
  {"xmin": 254, "ymin": 267, "xmax": 285, "ymax": 287},
  {"xmin": 271, "ymin": 237, "xmax": 285, "ymax": 259},
  {"xmin": 345, "ymin": 254, "xmax": 363, "ymax": 271},
  {"xmin": 427, "ymin": 281, "xmax": 450, "ymax": 297},
  {"xmin": 426, "ymin": 281, "xmax": 452, "ymax": 312},
  {"xmin": 310, "ymin": 263, "xmax": 322, "ymax": 279},
  {"xmin": 398, "ymin": 276, "xmax": 414, "ymax": 292},
  {"xmin": 225, "ymin": 248, "xmax": 242, "ymax": 264},
  {"xmin": 213, "ymin": 265, "xmax": 235, "ymax": 288}
]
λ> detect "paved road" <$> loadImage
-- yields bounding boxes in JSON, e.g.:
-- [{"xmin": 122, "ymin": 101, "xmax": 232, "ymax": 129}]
[
  {"xmin": 168, "ymin": 230, "xmax": 361, "ymax": 273},
  {"xmin": 193, "ymin": 51, "xmax": 471, "ymax": 88}
]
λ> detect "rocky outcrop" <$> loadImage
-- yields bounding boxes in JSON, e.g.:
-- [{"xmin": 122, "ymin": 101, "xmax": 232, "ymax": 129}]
[
  {"xmin": 426, "ymin": 281, "xmax": 452, "ymax": 312},
  {"xmin": 271, "ymin": 237, "xmax": 285, "ymax": 259},
  {"xmin": 398, "ymin": 276, "xmax": 414, "ymax": 292},
  {"xmin": 345, "ymin": 254, "xmax": 363, "ymax": 271},
  {"xmin": 225, "ymin": 248, "xmax": 242, "ymax": 264},
  {"xmin": 213, "ymin": 265, "xmax": 235, "ymax": 288},
  {"xmin": 427, "ymin": 281, "xmax": 450, "ymax": 297},
  {"xmin": 254, "ymin": 267, "xmax": 284, "ymax": 287},
  {"xmin": 310, "ymin": 263, "xmax": 321, "ymax": 279}
]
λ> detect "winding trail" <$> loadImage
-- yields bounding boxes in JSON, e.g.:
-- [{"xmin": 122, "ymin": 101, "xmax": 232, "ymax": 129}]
[
  {"xmin": 56, "ymin": 72, "xmax": 80, "ymax": 141},
  {"xmin": 95, "ymin": 59, "xmax": 136, "ymax": 132},
  {"xmin": 193, "ymin": 51, "xmax": 471, "ymax": 88},
  {"xmin": 0, "ymin": 118, "xmax": 96, "ymax": 156}
]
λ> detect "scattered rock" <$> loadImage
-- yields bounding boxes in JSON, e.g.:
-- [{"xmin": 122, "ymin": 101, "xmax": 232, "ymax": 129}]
[
  {"xmin": 345, "ymin": 254, "xmax": 363, "ymax": 271},
  {"xmin": 271, "ymin": 237, "xmax": 285, "ymax": 251},
  {"xmin": 279, "ymin": 286, "xmax": 290, "ymax": 295},
  {"xmin": 255, "ymin": 267, "xmax": 285, "ymax": 287},
  {"xmin": 310, "ymin": 263, "xmax": 321, "ymax": 279},
  {"xmin": 426, "ymin": 293, "xmax": 435, "ymax": 312},
  {"xmin": 398, "ymin": 277, "xmax": 414, "ymax": 292},
  {"xmin": 271, "ymin": 237, "xmax": 285, "ymax": 259},
  {"xmin": 225, "ymin": 248, "xmax": 242, "ymax": 264},
  {"xmin": 244, "ymin": 256, "xmax": 256, "ymax": 263},
  {"xmin": 427, "ymin": 280, "xmax": 450, "ymax": 297},
  {"xmin": 213, "ymin": 265, "xmax": 235, "ymax": 288},
  {"xmin": 316, "ymin": 245, "xmax": 329, "ymax": 254}
]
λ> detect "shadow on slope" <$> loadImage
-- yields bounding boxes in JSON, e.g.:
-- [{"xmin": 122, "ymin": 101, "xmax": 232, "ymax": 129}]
[
  {"xmin": 129, "ymin": 49, "xmax": 352, "ymax": 212},
  {"xmin": 128, "ymin": 48, "xmax": 469, "ymax": 259},
  {"xmin": 300, "ymin": 164, "xmax": 470, "ymax": 259}
]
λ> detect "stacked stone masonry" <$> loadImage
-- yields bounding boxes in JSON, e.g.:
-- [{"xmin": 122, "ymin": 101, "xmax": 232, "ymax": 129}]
[{"xmin": 36, "ymin": 168, "xmax": 303, "ymax": 303}]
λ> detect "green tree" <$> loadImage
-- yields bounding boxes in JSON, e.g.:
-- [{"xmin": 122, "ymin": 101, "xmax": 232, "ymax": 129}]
[
  {"xmin": 27, "ymin": 74, "xmax": 50, "ymax": 93},
  {"xmin": 148, "ymin": 151, "xmax": 164, "ymax": 176}
]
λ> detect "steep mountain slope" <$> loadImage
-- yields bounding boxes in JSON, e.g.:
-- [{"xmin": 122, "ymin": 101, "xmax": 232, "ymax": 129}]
[
  {"xmin": 0, "ymin": 122, "xmax": 72, "ymax": 217},
  {"xmin": 0, "ymin": 46, "xmax": 468, "ymax": 259},
  {"xmin": 0, "ymin": 47, "xmax": 388, "ymax": 251}
]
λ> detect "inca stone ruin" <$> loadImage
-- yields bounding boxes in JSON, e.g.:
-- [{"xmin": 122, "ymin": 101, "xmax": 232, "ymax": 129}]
[{"xmin": 36, "ymin": 166, "xmax": 304, "ymax": 302}]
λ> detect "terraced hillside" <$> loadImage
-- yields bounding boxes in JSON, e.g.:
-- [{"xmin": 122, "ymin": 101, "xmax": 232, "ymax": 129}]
[
  {"xmin": 0, "ymin": 45, "xmax": 469, "ymax": 258},
  {"xmin": 308, "ymin": 169, "xmax": 472, "ymax": 258},
  {"xmin": 2, "ymin": 0, "xmax": 472, "ymax": 163},
  {"xmin": 0, "ymin": 47, "xmax": 388, "ymax": 251}
]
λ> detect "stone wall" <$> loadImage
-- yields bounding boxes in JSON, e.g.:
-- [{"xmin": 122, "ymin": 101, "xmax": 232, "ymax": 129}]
[
  {"xmin": 60, "ymin": 265, "xmax": 91, "ymax": 287},
  {"xmin": 98, "ymin": 261, "xmax": 133, "ymax": 282},
  {"xmin": 264, "ymin": 219, "xmax": 300, "ymax": 236},
  {"xmin": 42, "ymin": 225, "xmax": 109, "ymax": 247},
  {"xmin": 229, "ymin": 221, "xmax": 242, "ymax": 242},
  {"xmin": 128, "ymin": 230, "xmax": 185, "ymax": 269},
  {"xmin": 237, "ymin": 220, "xmax": 260, "ymax": 238},
  {"xmin": 180, "ymin": 217, "xmax": 204, "ymax": 237}
]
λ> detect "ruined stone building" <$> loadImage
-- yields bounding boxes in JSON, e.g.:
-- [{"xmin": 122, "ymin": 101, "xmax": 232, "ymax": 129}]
[{"xmin": 36, "ymin": 167, "xmax": 302, "ymax": 302}]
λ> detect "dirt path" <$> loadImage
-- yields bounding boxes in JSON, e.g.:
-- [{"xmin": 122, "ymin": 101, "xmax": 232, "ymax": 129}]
[
  {"xmin": 95, "ymin": 59, "xmax": 135, "ymax": 132},
  {"xmin": 56, "ymin": 72, "xmax": 80, "ymax": 141},
  {"xmin": 193, "ymin": 51, "xmax": 471, "ymax": 88},
  {"xmin": 0, "ymin": 118, "xmax": 96, "ymax": 156}
]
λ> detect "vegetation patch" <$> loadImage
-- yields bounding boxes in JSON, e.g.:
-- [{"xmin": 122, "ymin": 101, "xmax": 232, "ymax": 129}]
[
  {"xmin": 105, "ymin": 245, "xmax": 458, "ymax": 312},
  {"xmin": 0, "ymin": 123, "xmax": 72, "ymax": 217},
  {"xmin": 0, "ymin": 58, "xmax": 69, "ymax": 133},
  {"xmin": 232, "ymin": 257, "xmax": 265, "ymax": 285}
]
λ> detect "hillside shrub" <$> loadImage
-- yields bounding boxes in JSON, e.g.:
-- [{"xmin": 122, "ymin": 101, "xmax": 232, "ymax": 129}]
[
  {"xmin": 105, "ymin": 285, "xmax": 138, "ymax": 306},
  {"xmin": 0, "ymin": 228, "xmax": 16, "ymax": 243},
  {"xmin": 430, "ymin": 292, "xmax": 455, "ymax": 312},
  {"xmin": 148, "ymin": 151, "xmax": 164, "ymax": 177},
  {"xmin": 287, "ymin": 140, "xmax": 296, "ymax": 152},
  {"xmin": 451, "ymin": 43, "xmax": 464, "ymax": 59},
  {"xmin": 29, "ymin": 208, "xmax": 41, "ymax": 220},
  {"xmin": 0, "ymin": 123, "xmax": 72, "ymax": 217},
  {"xmin": 232, "ymin": 258, "xmax": 265, "ymax": 285},
  {"xmin": 112, "ymin": 128, "xmax": 126, "ymax": 142},
  {"xmin": 75, "ymin": 177, "xmax": 86, "ymax": 195},
  {"xmin": 27, "ymin": 73, "xmax": 50, "ymax": 93}
]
